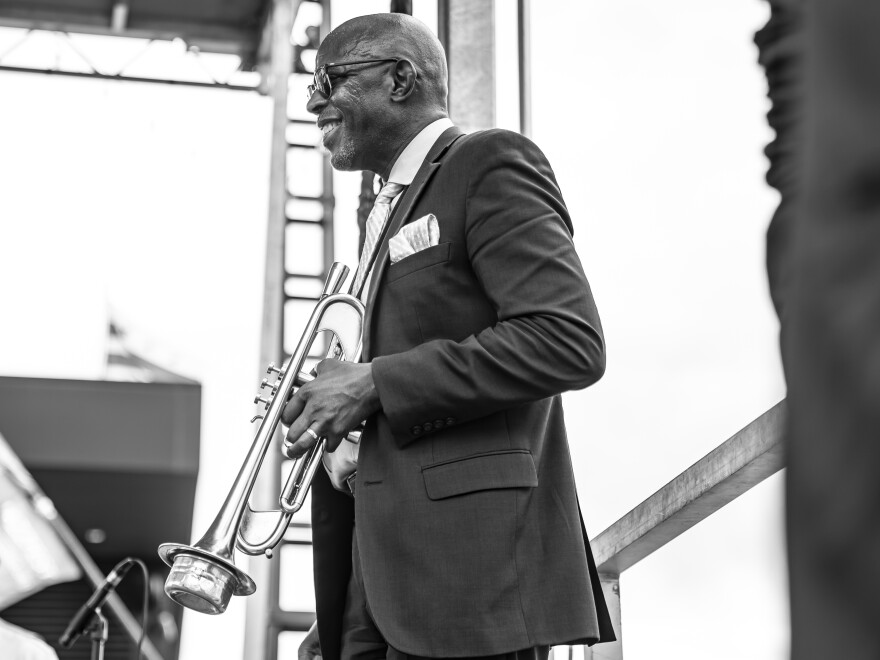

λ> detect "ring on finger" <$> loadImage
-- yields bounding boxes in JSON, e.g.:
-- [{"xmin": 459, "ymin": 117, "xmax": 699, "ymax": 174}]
[{"xmin": 305, "ymin": 428, "xmax": 319, "ymax": 441}]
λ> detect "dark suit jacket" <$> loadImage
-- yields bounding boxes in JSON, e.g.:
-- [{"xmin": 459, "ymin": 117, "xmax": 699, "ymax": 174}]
[{"xmin": 312, "ymin": 126, "xmax": 614, "ymax": 658}]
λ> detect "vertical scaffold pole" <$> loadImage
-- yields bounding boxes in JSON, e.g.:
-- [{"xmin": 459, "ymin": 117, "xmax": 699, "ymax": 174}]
[
  {"xmin": 439, "ymin": 0, "xmax": 496, "ymax": 133},
  {"xmin": 245, "ymin": 1, "xmax": 296, "ymax": 658}
]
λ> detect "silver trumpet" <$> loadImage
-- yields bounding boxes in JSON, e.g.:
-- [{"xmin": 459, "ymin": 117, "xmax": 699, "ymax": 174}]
[{"xmin": 158, "ymin": 262, "xmax": 364, "ymax": 615}]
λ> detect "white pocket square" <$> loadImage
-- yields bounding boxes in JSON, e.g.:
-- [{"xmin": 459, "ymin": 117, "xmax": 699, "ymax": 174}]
[{"xmin": 389, "ymin": 214, "xmax": 439, "ymax": 264}]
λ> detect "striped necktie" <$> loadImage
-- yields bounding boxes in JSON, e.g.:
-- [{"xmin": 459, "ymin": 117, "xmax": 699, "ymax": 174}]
[{"xmin": 351, "ymin": 181, "xmax": 405, "ymax": 298}]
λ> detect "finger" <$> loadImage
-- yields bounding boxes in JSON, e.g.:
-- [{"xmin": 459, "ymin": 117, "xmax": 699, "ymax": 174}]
[
  {"xmin": 280, "ymin": 385, "xmax": 308, "ymax": 426},
  {"xmin": 281, "ymin": 437, "xmax": 298, "ymax": 460},
  {"xmin": 314, "ymin": 358, "xmax": 336, "ymax": 375},
  {"xmin": 285, "ymin": 397, "xmax": 319, "ymax": 445},
  {"xmin": 283, "ymin": 431, "xmax": 317, "ymax": 459},
  {"xmin": 284, "ymin": 422, "xmax": 323, "ymax": 459}
]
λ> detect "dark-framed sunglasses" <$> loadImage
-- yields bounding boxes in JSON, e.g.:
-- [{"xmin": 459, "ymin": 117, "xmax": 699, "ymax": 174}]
[{"xmin": 306, "ymin": 58, "xmax": 400, "ymax": 99}]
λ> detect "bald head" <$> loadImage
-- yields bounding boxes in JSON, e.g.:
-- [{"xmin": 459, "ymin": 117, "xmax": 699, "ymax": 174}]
[
  {"xmin": 307, "ymin": 14, "xmax": 450, "ymax": 176},
  {"xmin": 320, "ymin": 13, "xmax": 448, "ymax": 112}
]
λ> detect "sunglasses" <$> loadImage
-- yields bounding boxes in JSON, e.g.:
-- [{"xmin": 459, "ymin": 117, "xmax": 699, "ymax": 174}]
[{"xmin": 306, "ymin": 58, "xmax": 401, "ymax": 99}]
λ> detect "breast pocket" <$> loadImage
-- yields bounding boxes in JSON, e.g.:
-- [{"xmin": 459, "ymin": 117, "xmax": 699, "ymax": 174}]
[{"xmin": 386, "ymin": 242, "xmax": 452, "ymax": 284}]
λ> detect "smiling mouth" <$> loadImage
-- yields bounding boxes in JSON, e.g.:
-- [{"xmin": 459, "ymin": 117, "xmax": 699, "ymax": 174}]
[{"xmin": 321, "ymin": 121, "xmax": 340, "ymax": 144}]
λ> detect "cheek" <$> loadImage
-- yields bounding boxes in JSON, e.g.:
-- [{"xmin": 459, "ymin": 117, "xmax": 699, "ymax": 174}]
[{"xmin": 337, "ymin": 81, "xmax": 364, "ymax": 109}]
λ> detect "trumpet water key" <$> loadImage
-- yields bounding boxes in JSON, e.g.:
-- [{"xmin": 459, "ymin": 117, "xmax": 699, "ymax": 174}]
[{"xmin": 158, "ymin": 263, "xmax": 365, "ymax": 615}]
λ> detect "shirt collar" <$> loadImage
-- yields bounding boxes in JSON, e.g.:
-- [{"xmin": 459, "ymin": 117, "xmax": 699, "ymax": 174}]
[{"xmin": 387, "ymin": 117, "xmax": 455, "ymax": 186}]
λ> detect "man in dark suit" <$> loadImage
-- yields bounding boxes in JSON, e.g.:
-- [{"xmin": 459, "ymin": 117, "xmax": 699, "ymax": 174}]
[{"xmin": 281, "ymin": 12, "xmax": 614, "ymax": 660}]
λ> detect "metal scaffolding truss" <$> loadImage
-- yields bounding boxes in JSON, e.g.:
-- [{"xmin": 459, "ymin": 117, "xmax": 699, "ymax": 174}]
[
  {"xmin": 247, "ymin": 0, "xmax": 333, "ymax": 656},
  {"xmin": 0, "ymin": 26, "xmax": 261, "ymax": 89},
  {"xmin": 0, "ymin": 0, "xmax": 269, "ymax": 59},
  {"xmin": 0, "ymin": 0, "xmax": 275, "ymax": 88}
]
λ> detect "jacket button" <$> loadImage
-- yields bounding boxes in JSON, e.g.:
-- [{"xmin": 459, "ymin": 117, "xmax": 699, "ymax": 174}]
[
  {"xmin": 411, "ymin": 426, "xmax": 422, "ymax": 436},
  {"xmin": 434, "ymin": 419, "xmax": 445, "ymax": 428},
  {"xmin": 446, "ymin": 417, "xmax": 455, "ymax": 425},
  {"xmin": 423, "ymin": 422, "xmax": 433, "ymax": 432}
]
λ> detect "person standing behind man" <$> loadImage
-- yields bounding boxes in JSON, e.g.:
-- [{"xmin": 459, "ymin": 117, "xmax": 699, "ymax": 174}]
[{"xmin": 281, "ymin": 13, "xmax": 615, "ymax": 660}]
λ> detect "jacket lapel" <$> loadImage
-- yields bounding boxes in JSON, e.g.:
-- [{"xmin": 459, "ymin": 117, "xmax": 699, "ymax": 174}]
[{"xmin": 362, "ymin": 125, "xmax": 464, "ymax": 360}]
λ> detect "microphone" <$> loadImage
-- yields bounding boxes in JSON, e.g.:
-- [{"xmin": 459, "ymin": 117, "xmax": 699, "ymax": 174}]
[{"xmin": 59, "ymin": 558, "xmax": 135, "ymax": 648}]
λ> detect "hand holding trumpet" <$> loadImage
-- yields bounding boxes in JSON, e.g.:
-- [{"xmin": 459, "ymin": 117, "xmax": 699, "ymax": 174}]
[{"xmin": 281, "ymin": 358, "xmax": 380, "ymax": 459}]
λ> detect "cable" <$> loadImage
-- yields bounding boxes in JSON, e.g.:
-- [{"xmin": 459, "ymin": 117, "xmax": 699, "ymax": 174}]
[{"xmin": 129, "ymin": 557, "xmax": 150, "ymax": 660}]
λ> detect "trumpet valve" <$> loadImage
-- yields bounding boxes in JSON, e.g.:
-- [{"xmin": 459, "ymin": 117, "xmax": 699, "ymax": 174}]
[{"xmin": 266, "ymin": 362, "xmax": 285, "ymax": 376}]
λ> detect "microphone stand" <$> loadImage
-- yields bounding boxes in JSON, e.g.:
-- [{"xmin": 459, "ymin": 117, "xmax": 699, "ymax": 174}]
[
  {"xmin": 60, "ymin": 557, "xmax": 137, "ymax": 657},
  {"xmin": 84, "ymin": 608, "xmax": 109, "ymax": 660}
]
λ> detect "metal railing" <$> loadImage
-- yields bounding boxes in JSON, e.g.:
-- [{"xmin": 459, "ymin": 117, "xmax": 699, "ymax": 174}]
[{"xmin": 572, "ymin": 401, "xmax": 787, "ymax": 659}]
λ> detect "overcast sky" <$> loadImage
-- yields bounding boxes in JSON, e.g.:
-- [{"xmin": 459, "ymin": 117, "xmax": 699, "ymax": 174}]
[{"xmin": 0, "ymin": 1, "xmax": 786, "ymax": 658}]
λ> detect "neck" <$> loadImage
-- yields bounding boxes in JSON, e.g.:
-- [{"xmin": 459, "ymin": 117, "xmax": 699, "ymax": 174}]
[{"xmin": 377, "ymin": 112, "xmax": 447, "ymax": 180}]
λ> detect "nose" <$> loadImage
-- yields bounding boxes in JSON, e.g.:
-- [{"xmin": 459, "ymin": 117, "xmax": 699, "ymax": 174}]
[{"xmin": 306, "ymin": 89, "xmax": 327, "ymax": 116}]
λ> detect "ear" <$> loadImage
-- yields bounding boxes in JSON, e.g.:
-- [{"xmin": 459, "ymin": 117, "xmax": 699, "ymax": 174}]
[{"xmin": 389, "ymin": 59, "xmax": 418, "ymax": 102}]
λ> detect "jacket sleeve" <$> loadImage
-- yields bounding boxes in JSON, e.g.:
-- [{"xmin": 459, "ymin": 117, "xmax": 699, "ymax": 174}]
[{"xmin": 370, "ymin": 129, "xmax": 605, "ymax": 443}]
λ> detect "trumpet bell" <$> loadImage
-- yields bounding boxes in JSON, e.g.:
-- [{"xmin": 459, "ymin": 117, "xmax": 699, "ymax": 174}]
[{"xmin": 158, "ymin": 543, "xmax": 256, "ymax": 615}]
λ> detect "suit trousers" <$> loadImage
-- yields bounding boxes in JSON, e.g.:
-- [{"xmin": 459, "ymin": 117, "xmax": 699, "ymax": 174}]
[{"xmin": 341, "ymin": 529, "xmax": 551, "ymax": 660}]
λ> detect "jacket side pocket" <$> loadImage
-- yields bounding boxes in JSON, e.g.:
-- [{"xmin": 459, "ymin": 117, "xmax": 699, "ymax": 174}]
[{"xmin": 422, "ymin": 449, "xmax": 538, "ymax": 500}]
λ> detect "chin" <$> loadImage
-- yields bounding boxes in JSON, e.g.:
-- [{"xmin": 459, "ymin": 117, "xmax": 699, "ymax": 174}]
[{"xmin": 329, "ymin": 140, "xmax": 357, "ymax": 171}]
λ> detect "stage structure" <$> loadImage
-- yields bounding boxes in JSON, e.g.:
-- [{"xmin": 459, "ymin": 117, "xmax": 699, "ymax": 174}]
[{"xmin": 0, "ymin": 374, "xmax": 200, "ymax": 660}]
